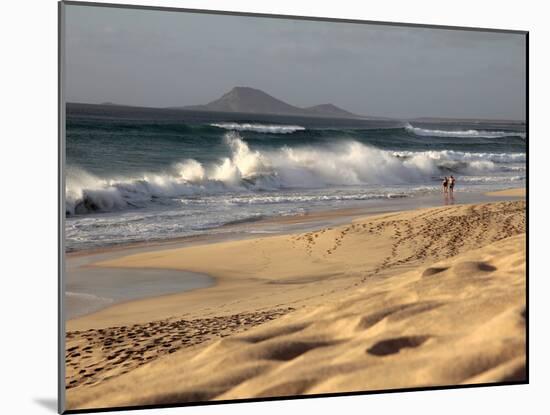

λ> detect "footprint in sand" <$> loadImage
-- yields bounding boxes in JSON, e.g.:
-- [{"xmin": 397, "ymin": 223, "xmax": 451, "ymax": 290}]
[
  {"xmin": 65, "ymin": 308, "xmax": 295, "ymax": 389},
  {"xmin": 422, "ymin": 267, "xmax": 449, "ymax": 277},
  {"xmin": 367, "ymin": 335, "xmax": 431, "ymax": 356}
]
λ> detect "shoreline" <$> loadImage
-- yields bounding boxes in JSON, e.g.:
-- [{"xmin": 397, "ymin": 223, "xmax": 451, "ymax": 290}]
[
  {"xmin": 65, "ymin": 197, "xmax": 526, "ymax": 409},
  {"xmin": 67, "ymin": 188, "xmax": 525, "ymax": 258},
  {"xmin": 66, "ymin": 190, "xmax": 525, "ymax": 326},
  {"xmin": 66, "ymin": 189, "xmax": 521, "ymax": 321},
  {"xmin": 66, "ymin": 188, "xmax": 525, "ymax": 323}
]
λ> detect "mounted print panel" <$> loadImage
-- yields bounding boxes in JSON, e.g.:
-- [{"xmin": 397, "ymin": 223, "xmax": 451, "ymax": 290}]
[{"xmin": 59, "ymin": 1, "xmax": 527, "ymax": 413}]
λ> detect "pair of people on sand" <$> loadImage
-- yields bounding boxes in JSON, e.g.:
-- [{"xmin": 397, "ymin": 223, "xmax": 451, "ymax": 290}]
[{"xmin": 442, "ymin": 175, "xmax": 456, "ymax": 193}]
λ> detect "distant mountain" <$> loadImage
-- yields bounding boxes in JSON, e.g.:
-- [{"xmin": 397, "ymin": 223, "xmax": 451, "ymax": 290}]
[
  {"xmin": 304, "ymin": 103, "xmax": 358, "ymax": 118},
  {"xmin": 178, "ymin": 87, "xmax": 363, "ymax": 119}
]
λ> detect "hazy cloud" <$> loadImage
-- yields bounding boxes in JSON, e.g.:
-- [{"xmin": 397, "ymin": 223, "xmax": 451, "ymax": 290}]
[{"xmin": 65, "ymin": 4, "xmax": 526, "ymax": 120}]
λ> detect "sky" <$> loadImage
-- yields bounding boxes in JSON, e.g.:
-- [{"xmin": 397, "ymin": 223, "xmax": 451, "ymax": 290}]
[{"xmin": 64, "ymin": 4, "xmax": 526, "ymax": 120}]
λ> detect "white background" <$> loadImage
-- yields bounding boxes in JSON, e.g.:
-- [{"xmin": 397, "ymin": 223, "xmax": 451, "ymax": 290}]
[{"xmin": 0, "ymin": 0, "xmax": 546, "ymax": 413}]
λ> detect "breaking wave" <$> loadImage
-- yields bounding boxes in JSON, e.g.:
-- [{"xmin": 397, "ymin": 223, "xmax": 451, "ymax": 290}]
[
  {"xmin": 405, "ymin": 123, "xmax": 526, "ymax": 139},
  {"xmin": 392, "ymin": 150, "xmax": 525, "ymax": 164},
  {"xmin": 210, "ymin": 122, "xmax": 306, "ymax": 134},
  {"xmin": 66, "ymin": 132, "xmax": 525, "ymax": 215}
]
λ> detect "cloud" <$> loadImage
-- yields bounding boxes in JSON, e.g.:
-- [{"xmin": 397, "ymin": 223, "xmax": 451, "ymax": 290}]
[{"xmin": 64, "ymin": 4, "xmax": 526, "ymax": 119}]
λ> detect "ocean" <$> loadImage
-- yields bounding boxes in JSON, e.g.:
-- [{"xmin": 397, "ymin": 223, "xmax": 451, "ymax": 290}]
[{"xmin": 65, "ymin": 104, "xmax": 526, "ymax": 252}]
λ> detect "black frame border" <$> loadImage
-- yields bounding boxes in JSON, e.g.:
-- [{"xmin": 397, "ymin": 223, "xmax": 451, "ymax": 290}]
[{"xmin": 58, "ymin": 1, "xmax": 529, "ymax": 413}]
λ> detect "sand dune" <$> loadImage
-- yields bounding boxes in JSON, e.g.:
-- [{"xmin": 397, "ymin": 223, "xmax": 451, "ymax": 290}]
[{"xmin": 66, "ymin": 200, "xmax": 526, "ymax": 410}]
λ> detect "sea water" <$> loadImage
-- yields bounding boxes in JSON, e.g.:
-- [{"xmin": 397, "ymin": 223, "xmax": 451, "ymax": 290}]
[{"xmin": 65, "ymin": 104, "xmax": 526, "ymax": 251}]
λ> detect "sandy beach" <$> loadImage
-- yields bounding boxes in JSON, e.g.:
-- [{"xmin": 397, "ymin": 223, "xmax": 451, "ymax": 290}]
[
  {"xmin": 65, "ymin": 194, "xmax": 526, "ymax": 410},
  {"xmin": 486, "ymin": 188, "xmax": 527, "ymax": 198}
]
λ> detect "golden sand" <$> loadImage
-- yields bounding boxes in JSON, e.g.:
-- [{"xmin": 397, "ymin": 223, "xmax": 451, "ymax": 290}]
[
  {"xmin": 486, "ymin": 188, "xmax": 526, "ymax": 197},
  {"xmin": 65, "ymin": 200, "xmax": 526, "ymax": 410}
]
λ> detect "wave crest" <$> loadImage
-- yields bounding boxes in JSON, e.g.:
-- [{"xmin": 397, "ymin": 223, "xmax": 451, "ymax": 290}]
[
  {"xmin": 210, "ymin": 122, "xmax": 306, "ymax": 134},
  {"xmin": 405, "ymin": 123, "xmax": 526, "ymax": 139},
  {"xmin": 66, "ymin": 132, "xmax": 524, "ymax": 215}
]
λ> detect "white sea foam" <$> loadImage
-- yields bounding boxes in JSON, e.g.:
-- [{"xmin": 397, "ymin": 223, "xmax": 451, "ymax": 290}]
[
  {"xmin": 458, "ymin": 175, "xmax": 524, "ymax": 183},
  {"xmin": 210, "ymin": 122, "xmax": 306, "ymax": 134},
  {"xmin": 220, "ymin": 193, "xmax": 408, "ymax": 206},
  {"xmin": 392, "ymin": 150, "xmax": 525, "ymax": 164},
  {"xmin": 405, "ymin": 123, "xmax": 526, "ymax": 139},
  {"xmin": 66, "ymin": 132, "xmax": 525, "ymax": 215}
]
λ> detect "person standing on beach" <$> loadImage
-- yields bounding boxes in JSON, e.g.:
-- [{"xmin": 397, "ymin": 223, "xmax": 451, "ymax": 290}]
[
  {"xmin": 442, "ymin": 176, "xmax": 449, "ymax": 193},
  {"xmin": 449, "ymin": 175, "xmax": 456, "ymax": 193}
]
